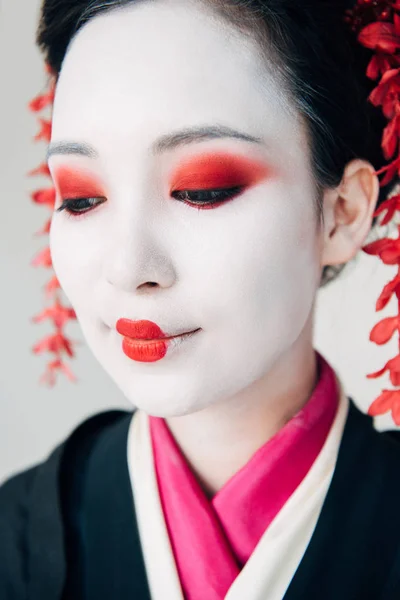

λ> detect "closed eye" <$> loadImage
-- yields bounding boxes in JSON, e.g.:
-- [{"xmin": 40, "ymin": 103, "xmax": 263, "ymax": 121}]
[
  {"xmin": 171, "ymin": 186, "xmax": 244, "ymax": 206},
  {"xmin": 55, "ymin": 197, "xmax": 106, "ymax": 216},
  {"xmin": 55, "ymin": 185, "xmax": 244, "ymax": 219}
]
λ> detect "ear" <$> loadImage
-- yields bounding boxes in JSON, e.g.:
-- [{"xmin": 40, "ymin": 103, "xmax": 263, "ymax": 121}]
[{"xmin": 320, "ymin": 158, "xmax": 380, "ymax": 267}]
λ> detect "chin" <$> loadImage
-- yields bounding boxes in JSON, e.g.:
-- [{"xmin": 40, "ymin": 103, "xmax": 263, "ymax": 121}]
[
  {"xmin": 113, "ymin": 374, "xmax": 219, "ymax": 419},
  {"xmin": 122, "ymin": 392, "xmax": 208, "ymax": 419}
]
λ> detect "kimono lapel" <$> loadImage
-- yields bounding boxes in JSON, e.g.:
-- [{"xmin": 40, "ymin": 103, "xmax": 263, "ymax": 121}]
[
  {"xmin": 128, "ymin": 408, "xmax": 186, "ymax": 600},
  {"xmin": 128, "ymin": 385, "xmax": 350, "ymax": 600},
  {"xmin": 224, "ymin": 385, "xmax": 349, "ymax": 600},
  {"xmin": 61, "ymin": 410, "xmax": 152, "ymax": 600}
]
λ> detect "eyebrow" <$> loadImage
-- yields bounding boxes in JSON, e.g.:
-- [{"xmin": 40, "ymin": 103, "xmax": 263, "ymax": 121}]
[{"xmin": 46, "ymin": 125, "xmax": 264, "ymax": 161}]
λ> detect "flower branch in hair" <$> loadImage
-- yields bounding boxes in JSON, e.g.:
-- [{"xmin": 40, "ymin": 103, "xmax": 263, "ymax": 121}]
[
  {"xmin": 28, "ymin": 63, "xmax": 78, "ymax": 387},
  {"xmin": 346, "ymin": 0, "xmax": 400, "ymax": 424}
]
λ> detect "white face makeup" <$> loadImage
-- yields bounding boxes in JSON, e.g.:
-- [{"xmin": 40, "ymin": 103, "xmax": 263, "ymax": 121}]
[{"xmin": 48, "ymin": 0, "xmax": 323, "ymax": 417}]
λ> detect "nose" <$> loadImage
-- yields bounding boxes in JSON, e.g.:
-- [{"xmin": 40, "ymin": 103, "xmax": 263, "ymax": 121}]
[{"xmin": 104, "ymin": 218, "xmax": 176, "ymax": 294}]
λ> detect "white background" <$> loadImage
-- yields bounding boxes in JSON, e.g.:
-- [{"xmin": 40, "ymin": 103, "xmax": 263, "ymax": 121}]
[{"xmin": 1, "ymin": 0, "xmax": 399, "ymax": 485}]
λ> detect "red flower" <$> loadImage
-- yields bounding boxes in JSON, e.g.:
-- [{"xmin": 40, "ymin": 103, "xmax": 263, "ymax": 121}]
[
  {"xmin": 370, "ymin": 316, "xmax": 399, "ymax": 344},
  {"xmin": 44, "ymin": 275, "xmax": 61, "ymax": 297},
  {"xmin": 32, "ymin": 298, "xmax": 76, "ymax": 329},
  {"xmin": 375, "ymin": 271, "xmax": 400, "ymax": 310},
  {"xmin": 372, "ymin": 193, "xmax": 400, "ymax": 225},
  {"xmin": 27, "ymin": 163, "xmax": 51, "ymax": 178},
  {"xmin": 363, "ymin": 234, "xmax": 400, "ymax": 265},
  {"xmin": 367, "ymin": 353, "xmax": 400, "ymax": 386},
  {"xmin": 34, "ymin": 219, "xmax": 51, "ymax": 237},
  {"xmin": 375, "ymin": 155, "xmax": 400, "ymax": 186},
  {"xmin": 30, "ymin": 188, "xmax": 56, "ymax": 210},
  {"xmin": 33, "ymin": 332, "xmax": 75, "ymax": 357},
  {"xmin": 368, "ymin": 388, "xmax": 400, "ymax": 425},
  {"xmin": 359, "ymin": 22, "xmax": 400, "ymax": 54},
  {"xmin": 31, "ymin": 246, "xmax": 52, "ymax": 268},
  {"xmin": 369, "ymin": 68, "xmax": 400, "ymax": 119},
  {"xmin": 367, "ymin": 53, "xmax": 393, "ymax": 80},
  {"xmin": 34, "ymin": 118, "xmax": 52, "ymax": 142},
  {"xmin": 28, "ymin": 88, "xmax": 55, "ymax": 112},
  {"xmin": 40, "ymin": 359, "xmax": 77, "ymax": 387},
  {"xmin": 382, "ymin": 112, "xmax": 400, "ymax": 158}
]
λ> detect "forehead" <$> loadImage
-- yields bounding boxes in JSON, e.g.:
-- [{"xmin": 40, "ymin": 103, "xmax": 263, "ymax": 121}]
[{"xmin": 52, "ymin": 0, "xmax": 303, "ymax": 158}]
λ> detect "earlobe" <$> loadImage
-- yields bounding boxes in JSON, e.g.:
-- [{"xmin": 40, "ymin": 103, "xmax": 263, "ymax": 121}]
[{"xmin": 320, "ymin": 159, "xmax": 380, "ymax": 268}]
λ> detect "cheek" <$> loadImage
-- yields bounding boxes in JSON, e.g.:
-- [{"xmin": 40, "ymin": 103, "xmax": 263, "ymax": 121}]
[
  {"xmin": 187, "ymin": 186, "xmax": 320, "ymax": 325},
  {"xmin": 49, "ymin": 218, "xmax": 104, "ymax": 304}
]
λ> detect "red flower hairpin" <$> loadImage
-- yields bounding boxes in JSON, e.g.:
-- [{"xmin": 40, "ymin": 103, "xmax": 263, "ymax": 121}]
[
  {"xmin": 345, "ymin": 0, "xmax": 400, "ymax": 424},
  {"xmin": 28, "ymin": 63, "xmax": 78, "ymax": 387}
]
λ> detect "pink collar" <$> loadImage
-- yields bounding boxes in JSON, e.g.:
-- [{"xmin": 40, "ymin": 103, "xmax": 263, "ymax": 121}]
[{"xmin": 148, "ymin": 351, "xmax": 339, "ymax": 600}]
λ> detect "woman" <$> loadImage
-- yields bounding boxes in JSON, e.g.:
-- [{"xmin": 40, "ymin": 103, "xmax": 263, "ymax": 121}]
[{"xmin": 1, "ymin": 0, "xmax": 400, "ymax": 598}]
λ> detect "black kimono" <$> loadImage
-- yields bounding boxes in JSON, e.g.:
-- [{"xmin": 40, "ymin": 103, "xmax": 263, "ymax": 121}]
[{"xmin": 1, "ymin": 399, "xmax": 400, "ymax": 599}]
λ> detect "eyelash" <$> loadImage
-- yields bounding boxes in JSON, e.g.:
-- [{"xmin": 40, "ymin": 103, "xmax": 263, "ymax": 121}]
[{"xmin": 55, "ymin": 186, "xmax": 245, "ymax": 219}]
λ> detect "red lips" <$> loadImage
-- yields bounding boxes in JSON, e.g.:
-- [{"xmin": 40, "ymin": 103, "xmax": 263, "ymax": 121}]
[
  {"xmin": 116, "ymin": 319, "xmax": 167, "ymax": 340},
  {"xmin": 115, "ymin": 319, "xmax": 199, "ymax": 363}
]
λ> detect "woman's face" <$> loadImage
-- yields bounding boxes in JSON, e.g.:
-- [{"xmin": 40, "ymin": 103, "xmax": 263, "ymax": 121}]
[{"xmin": 48, "ymin": 0, "xmax": 324, "ymax": 417}]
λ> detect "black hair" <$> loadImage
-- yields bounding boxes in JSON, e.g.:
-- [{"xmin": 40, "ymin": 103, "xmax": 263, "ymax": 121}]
[{"xmin": 36, "ymin": 0, "xmax": 392, "ymax": 286}]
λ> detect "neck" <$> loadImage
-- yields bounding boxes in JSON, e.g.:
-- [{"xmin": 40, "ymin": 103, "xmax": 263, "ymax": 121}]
[{"xmin": 165, "ymin": 325, "xmax": 318, "ymax": 499}]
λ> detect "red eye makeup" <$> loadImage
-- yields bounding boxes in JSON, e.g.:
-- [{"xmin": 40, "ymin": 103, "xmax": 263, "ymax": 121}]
[
  {"xmin": 52, "ymin": 166, "xmax": 107, "ymax": 218},
  {"xmin": 166, "ymin": 151, "xmax": 273, "ymax": 209},
  {"xmin": 168, "ymin": 151, "xmax": 272, "ymax": 191},
  {"xmin": 51, "ymin": 151, "xmax": 273, "ymax": 217},
  {"xmin": 53, "ymin": 166, "xmax": 106, "ymax": 199}
]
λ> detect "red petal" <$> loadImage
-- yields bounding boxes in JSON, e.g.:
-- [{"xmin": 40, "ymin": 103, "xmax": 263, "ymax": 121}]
[
  {"xmin": 367, "ymin": 365, "xmax": 388, "ymax": 379},
  {"xmin": 363, "ymin": 235, "xmax": 400, "ymax": 265},
  {"xmin": 62, "ymin": 337, "xmax": 75, "ymax": 358},
  {"xmin": 373, "ymin": 194, "xmax": 400, "ymax": 226},
  {"xmin": 32, "ymin": 308, "xmax": 50, "ymax": 324},
  {"xmin": 375, "ymin": 157, "xmax": 400, "ymax": 186},
  {"xmin": 370, "ymin": 316, "xmax": 399, "ymax": 344},
  {"xmin": 380, "ymin": 68, "xmax": 400, "ymax": 86},
  {"xmin": 367, "ymin": 55, "xmax": 393, "ymax": 80},
  {"xmin": 28, "ymin": 89, "xmax": 55, "ymax": 112},
  {"xmin": 376, "ymin": 273, "xmax": 400, "ymax": 310},
  {"xmin": 34, "ymin": 118, "xmax": 52, "ymax": 142},
  {"xmin": 44, "ymin": 275, "xmax": 61, "ymax": 297},
  {"xmin": 39, "ymin": 370, "xmax": 56, "ymax": 387},
  {"xmin": 33, "ymin": 332, "xmax": 76, "ymax": 357},
  {"xmin": 367, "ymin": 55, "xmax": 380, "ymax": 80},
  {"xmin": 30, "ymin": 188, "xmax": 56, "ymax": 209},
  {"xmin": 39, "ymin": 359, "xmax": 77, "ymax": 386},
  {"xmin": 60, "ymin": 362, "xmax": 77, "ymax": 382},
  {"xmin": 392, "ymin": 397, "xmax": 400, "ymax": 425},
  {"xmin": 368, "ymin": 389, "xmax": 398, "ymax": 416},
  {"xmin": 387, "ymin": 354, "xmax": 400, "ymax": 386},
  {"xmin": 380, "ymin": 243, "xmax": 400, "ymax": 265},
  {"xmin": 31, "ymin": 247, "xmax": 52, "ymax": 268},
  {"xmin": 369, "ymin": 84, "xmax": 386, "ymax": 107},
  {"xmin": 34, "ymin": 219, "xmax": 51, "ymax": 237},
  {"xmin": 32, "ymin": 301, "xmax": 76, "ymax": 329},
  {"xmin": 382, "ymin": 117, "xmax": 400, "ymax": 159},
  {"xmin": 27, "ymin": 163, "xmax": 51, "ymax": 177},
  {"xmin": 363, "ymin": 237, "xmax": 392, "ymax": 256},
  {"xmin": 33, "ymin": 333, "xmax": 54, "ymax": 354},
  {"xmin": 359, "ymin": 23, "xmax": 400, "ymax": 53},
  {"xmin": 383, "ymin": 97, "xmax": 397, "ymax": 121}
]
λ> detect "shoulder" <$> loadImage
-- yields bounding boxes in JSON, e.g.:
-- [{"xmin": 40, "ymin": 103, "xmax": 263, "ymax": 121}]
[
  {"xmin": 0, "ymin": 408, "xmax": 133, "ymax": 599},
  {"xmin": 334, "ymin": 400, "xmax": 400, "ymax": 597},
  {"xmin": 340, "ymin": 400, "xmax": 400, "ymax": 509}
]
